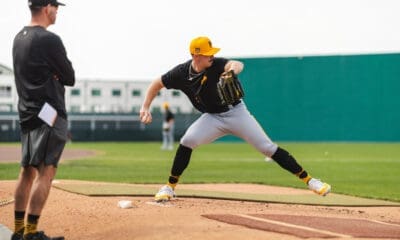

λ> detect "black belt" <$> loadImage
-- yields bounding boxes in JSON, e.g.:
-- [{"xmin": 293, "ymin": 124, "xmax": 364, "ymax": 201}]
[
  {"xmin": 231, "ymin": 100, "xmax": 241, "ymax": 106},
  {"xmin": 209, "ymin": 100, "xmax": 241, "ymax": 113}
]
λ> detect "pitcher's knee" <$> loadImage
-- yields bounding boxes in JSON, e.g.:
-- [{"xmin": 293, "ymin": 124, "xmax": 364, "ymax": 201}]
[
  {"xmin": 180, "ymin": 136, "xmax": 201, "ymax": 149},
  {"xmin": 260, "ymin": 143, "xmax": 279, "ymax": 157}
]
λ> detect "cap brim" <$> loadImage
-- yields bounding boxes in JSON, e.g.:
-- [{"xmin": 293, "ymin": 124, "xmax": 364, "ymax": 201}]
[
  {"xmin": 56, "ymin": 1, "xmax": 65, "ymax": 6},
  {"xmin": 202, "ymin": 47, "xmax": 220, "ymax": 56}
]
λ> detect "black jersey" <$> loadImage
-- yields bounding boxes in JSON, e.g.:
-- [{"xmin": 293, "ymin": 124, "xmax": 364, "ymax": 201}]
[
  {"xmin": 161, "ymin": 57, "xmax": 230, "ymax": 113},
  {"xmin": 13, "ymin": 26, "xmax": 75, "ymax": 132},
  {"xmin": 165, "ymin": 109, "xmax": 174, "ymax": 122}
]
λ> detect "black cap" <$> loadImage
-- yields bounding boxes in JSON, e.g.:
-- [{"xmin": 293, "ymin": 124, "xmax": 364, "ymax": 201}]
[{"xmin": 28, "ymin": 0, "xmax": 65, "ymax": 8}]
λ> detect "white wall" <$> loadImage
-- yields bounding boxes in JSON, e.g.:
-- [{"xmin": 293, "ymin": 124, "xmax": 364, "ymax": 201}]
[{"xmin": 0, "ymin": 65, "xmax": 194, "ymax": 114}]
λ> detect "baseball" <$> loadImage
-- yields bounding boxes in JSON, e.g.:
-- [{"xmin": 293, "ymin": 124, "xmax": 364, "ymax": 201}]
[{"xmin": 118, "ymin": 200, "xmax": 133, "ymax": 209}]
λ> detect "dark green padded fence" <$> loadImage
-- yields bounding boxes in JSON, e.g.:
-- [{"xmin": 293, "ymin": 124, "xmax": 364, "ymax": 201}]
[
  {"xmin": 67, "ymin": 112, "xmax": 199, "ymax": 142},
  {"xmin": 0, "ymin": 112, "xmax": 199, "ymax": 142},
  {"xmin": 1, "ymin": 53, "xmax": 399, "ymax": 142},
  {"xmin": 237, "ymin": 53, "xmax": 400, "ymax": 141}
]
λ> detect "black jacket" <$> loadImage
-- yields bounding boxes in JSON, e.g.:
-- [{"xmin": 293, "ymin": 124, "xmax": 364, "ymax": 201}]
[{"xmin": 13, "ymin": 26, "xmax": 75, "ymax": 132}]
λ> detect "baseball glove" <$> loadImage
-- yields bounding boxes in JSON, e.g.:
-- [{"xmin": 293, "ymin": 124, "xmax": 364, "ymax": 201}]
[
  {"xmin": 162, "ymin": 122, "xmax": 170, "ymax": 131},
  {"xmin": 217, "ymin": 70, "xmax": 245, "ymax": 106}
]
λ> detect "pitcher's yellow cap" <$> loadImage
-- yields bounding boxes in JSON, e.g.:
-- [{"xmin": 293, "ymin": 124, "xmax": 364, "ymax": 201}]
[{"xmin": 189, "ymin": 36, "xmax": 220, "ymax": 56}]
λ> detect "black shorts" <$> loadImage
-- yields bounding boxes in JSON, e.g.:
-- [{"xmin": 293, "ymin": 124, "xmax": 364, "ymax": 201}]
[{"xmin": 21, "ymin": 116, "xmax": 68, "ymax": 168}]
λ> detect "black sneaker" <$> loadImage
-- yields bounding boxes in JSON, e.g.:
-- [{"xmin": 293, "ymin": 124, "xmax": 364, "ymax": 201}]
[
  {"xmin": 11, "ymin": 228, "xmax": 24, "ymax": 240},
  {"xmin": 11, "ymin": 232, "xmax": 23, "ymax": 240},
  {"xmin": 23, "ymin": 231, "xmax": 64, "ymax": 240}
]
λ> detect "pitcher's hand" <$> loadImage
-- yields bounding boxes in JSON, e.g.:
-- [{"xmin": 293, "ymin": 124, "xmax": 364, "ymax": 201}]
[{"xmin": 140, "ymin": 108, "xmax": 152, "ymax": 124}]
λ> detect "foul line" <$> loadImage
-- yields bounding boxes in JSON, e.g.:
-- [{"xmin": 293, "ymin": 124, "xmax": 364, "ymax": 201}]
[
  {"xmin": 368, "ymin": 219, "xmax": 400, "ymax": 227},
  {"xmin": 236, "ymin": 214, "xmax": 352, "ymax": 238}
]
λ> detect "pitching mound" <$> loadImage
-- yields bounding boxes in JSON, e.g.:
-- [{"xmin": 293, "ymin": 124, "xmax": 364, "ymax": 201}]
[
  {"xmin": 2, "ymin": 180, "xmax": 400, "ymax": 240},
  {"xmin": 51, "ymin": 180, "xmax": 400, "ymax": 207}
]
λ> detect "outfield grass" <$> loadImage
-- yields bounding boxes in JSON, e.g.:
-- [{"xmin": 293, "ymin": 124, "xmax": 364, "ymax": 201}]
[{"xmin": 1, "ymin": 142, "xmax": 399, "ymax": 202}]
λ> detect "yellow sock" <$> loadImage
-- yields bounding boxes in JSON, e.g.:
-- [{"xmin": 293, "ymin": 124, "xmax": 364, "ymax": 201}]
[
  {"xmin": 295, "ymin": 170, "xmax": 312, "ymax": 184},
  {"xmin": 167, "ymin": 182, "xmax": 177, "ymax": 189},
  {"xmin": 24, "ymin": 222, "xmax": 38, "ymax": 235},
  {"xmin": 24, "ymin": 215, "xmax": 39, "ymax": 235},
  {"xmin": 14, "ymin": 219, "xmax": 24, "ymax": 233},
  {"xmin": 301, "ymin": 175, "xmax": 312, "ymax": 184},
  {"xmin": 167, "ymin": 175, "xmax": 180, "ymax": 189},
  {"xmin": 14, "ymin": 211, "xmax": 25, "ymax": 234}
]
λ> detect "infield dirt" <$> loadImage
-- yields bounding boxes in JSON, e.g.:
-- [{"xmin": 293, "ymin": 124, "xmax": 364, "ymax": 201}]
[
  {"xmin": 1, "ymin": 147, "xmax": 400, "ymax": 239},
  {"xmin": 1, "ymin": 180, "xmax": 400, "ymax": 240}
]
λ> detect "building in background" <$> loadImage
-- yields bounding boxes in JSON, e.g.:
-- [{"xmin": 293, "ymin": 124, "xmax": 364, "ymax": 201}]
[
  {"xmin": 0, "ymin": 63, "xmax": 17, "ymax": 112},
  {"xmin": 65, "ymin": 79, "xmax": 194, "ymax": 114},
  {"xmin": 0, "ymin": 62, "xmax": 200, "ymax": 142},
  {"xmin": 0, "ymin": 63, "xmax": 194, "ymax": 114}
]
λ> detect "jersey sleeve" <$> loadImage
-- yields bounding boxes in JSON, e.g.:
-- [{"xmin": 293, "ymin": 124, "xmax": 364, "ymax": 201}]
[
  {"xmin": 42, "ymin": 33, "xmax": 75, "ymax": 87},
  {"xmin": 213, "ymin": 57, "xmax": 229, "ymax": 74}
]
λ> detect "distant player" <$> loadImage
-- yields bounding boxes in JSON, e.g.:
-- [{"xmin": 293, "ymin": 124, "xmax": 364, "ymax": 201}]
[
  {"xmin": 140, "ymin": 36, "xmax": 331, "ymax": 202},
  {"xmin": 161, "ymin": 102, "xmax": 175, "ymax": 150}
]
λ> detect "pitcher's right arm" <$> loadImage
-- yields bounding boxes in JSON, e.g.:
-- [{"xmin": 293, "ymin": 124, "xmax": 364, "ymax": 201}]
[{"xmin": 140, "ymin": 78, "xmax": 164, "ymax": 124}]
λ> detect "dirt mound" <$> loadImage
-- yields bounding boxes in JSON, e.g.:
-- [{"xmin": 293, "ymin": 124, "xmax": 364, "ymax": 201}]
[{"xmin": 1, "ymin": 180, "xmax": 399, "ymax": 240}]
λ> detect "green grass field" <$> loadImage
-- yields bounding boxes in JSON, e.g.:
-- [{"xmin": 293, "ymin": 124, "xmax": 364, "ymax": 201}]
[{"xmin": 1, "ymin": 142, "xmax": 399, "ymax": 202}]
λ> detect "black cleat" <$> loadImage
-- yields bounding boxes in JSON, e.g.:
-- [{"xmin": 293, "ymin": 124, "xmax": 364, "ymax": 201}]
[
  {"xmin": 11, "ymin": 228, "xmax": 24, "ymax": 240},
  {"xmin": 23, "ymin": 231, "xmax": 64, "ymax": 240},
  {"xmin": 11, "ymin": 232, "xmax": 23, "ymax": 240}
]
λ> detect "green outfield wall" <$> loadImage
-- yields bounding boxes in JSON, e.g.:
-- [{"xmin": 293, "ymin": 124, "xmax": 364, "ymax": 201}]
[
  {"xmin": 0, "ymin": 112, "xmax": 199, "ymax": 142},
  {"xmin": 1, "ymin": 53, "xmax": 399, "ymax": 142},
  {"xmin": 236, "ymin": 53, "xmax": 400, "ymax": 141}
]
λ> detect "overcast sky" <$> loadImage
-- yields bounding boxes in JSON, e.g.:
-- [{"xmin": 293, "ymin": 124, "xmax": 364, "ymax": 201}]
[{"xmin": 1, "ymin": 0, "xmax": 399, "ymax": 80}]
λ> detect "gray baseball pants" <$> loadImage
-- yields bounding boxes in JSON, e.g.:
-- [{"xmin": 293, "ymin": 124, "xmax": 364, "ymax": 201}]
[{"xmin": 180, "ymin": 102, "xmax": 278, "ymax": 156}]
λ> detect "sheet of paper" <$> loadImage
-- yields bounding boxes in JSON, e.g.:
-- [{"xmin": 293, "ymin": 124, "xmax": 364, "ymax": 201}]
[{"xmin": 38, "ymin": 102, "xmax": 57, "ymax": 127}]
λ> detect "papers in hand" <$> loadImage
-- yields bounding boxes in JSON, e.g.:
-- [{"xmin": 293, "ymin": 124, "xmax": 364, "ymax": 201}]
[{"xmin": 38, "ymin": 102, "xmax": 57, "ymax": 127}]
